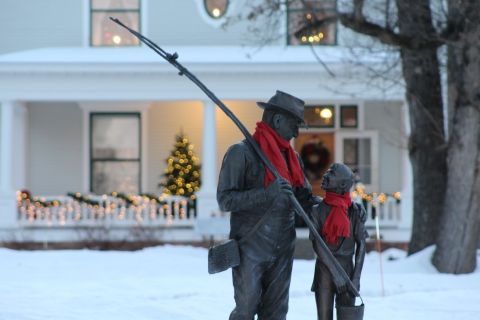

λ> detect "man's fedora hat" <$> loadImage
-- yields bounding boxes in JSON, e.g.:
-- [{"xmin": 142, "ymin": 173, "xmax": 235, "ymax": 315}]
[{"xmin": 257, "ymin": 90, "xmax": 308, "ymax": 128}]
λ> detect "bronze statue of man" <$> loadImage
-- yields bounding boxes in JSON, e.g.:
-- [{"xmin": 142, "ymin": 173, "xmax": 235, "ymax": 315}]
[
  {"xmin": 309, "ymin": 163, "xmax": 368, "ymax": 320},
  {"xmin": 217, "ymin": 90, "xmax": 316, "ymax": 320}
]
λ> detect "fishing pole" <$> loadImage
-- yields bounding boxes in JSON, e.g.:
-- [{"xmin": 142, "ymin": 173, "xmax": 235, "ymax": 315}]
[{"xmin": 110, "ymin": 17, "xmax": 361, "ymax": 298}]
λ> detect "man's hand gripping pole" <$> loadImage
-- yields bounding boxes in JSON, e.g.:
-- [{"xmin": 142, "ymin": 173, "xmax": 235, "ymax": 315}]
[{"xmin": 109, "ymin": 17, "xmax": 361, "ymax": 298}]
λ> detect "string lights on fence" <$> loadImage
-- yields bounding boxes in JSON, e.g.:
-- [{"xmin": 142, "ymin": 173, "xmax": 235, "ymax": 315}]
[
  {"xmin": 17, "ymin": 191, "xmax": 193, "ymax": 227},
  {"xmin": 351, "ymin": 185, "xmax": 401, "ymax": 206}
]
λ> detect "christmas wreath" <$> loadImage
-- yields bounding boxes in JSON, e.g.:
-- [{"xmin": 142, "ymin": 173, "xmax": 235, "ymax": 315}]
[{"xmin": 300, "ymin": 138, "xmax": 331, "ymax": 180}]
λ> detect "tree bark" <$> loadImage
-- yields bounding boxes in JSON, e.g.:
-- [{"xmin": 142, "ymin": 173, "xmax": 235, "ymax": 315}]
[
  {"xmin": 394, "ymin": 0, "xmax": 448, "ymax": 255},
  {"xmin": 400, "ymin": 48, "xmax": 447, "ymax": 255},
  {"xmin": 432, "ymin": 23, "xmax": 480, "ymax": 273}
]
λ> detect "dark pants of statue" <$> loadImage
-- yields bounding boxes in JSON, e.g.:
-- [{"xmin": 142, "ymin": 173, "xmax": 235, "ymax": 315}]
[
  {"xmin": 313, "ymin": 256, "xmax": 355, "ymax": 320},
  {"xmin": 229, "ymin": 213, "xmax": 296, "ymax": 320}
]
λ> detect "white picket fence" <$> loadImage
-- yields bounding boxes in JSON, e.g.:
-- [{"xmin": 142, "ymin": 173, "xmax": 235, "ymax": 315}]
[
  {"xmin": 353, "ymin": 195, "xmax": 401, "ymax": 228},
  {"xmin": 17, "ymin": 194, "xmax": 195, "ymax": 228},
  {"xmin": 17, "ymin": 192, "xmax": 402, "ymax": 230}
]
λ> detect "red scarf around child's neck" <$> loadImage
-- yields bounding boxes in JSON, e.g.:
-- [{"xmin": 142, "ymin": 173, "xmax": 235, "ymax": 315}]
[
  {"xmin": 252, "ymin": 121, "xmax": 304, "ymax": 187},
  {"xmin": 322, "ymin": 191, "xmax": 352, "ymax": 245}
]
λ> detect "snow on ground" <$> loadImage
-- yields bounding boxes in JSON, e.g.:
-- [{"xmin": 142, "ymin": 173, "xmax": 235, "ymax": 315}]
[{"xmin": 0, "ymin": 245, "xmax": 479, "ymax": 319}]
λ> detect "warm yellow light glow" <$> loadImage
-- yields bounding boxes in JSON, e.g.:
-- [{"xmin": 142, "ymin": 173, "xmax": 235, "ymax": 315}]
[
  {"xmin": 306, "ymin": 14, "xmax": 312, "ymax": 19},
  {"xmin": 212, "ymin": 8, "xmax": 221, "ymax": 17},
  {"xmin": 319, "ymin": 32, "xmax": 324, "ymax": 38},
  {"xmin": 320, "ymin": 108, "xmax": 333, "ymax": 119},
  {"xmin": 302, "ymin": 36, "xmax": 307, "ymax": 42},
  {"xmin": 309, "ymin": 36, "xmax": 314, "ymax": 42},
  {"xmin": 113, "ymin": 35, "xmax": 121, "ymax": 44}
]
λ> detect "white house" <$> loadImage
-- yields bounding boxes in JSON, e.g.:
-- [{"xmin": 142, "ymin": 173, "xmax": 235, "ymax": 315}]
[{"xmin": 0, "ymin": 0, "xmax": 412, "ymax": 245}]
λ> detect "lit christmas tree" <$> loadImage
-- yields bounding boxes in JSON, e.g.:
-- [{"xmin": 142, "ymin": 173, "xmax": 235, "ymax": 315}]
[{"xmin": 161, "ymin": 132, "xmax": 201, "ymax": 199}]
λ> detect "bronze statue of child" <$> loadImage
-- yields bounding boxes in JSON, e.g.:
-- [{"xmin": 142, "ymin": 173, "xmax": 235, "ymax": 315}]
[{"xmin": 309, "ymin": 163, "xmax": 368, "ymax": 320}]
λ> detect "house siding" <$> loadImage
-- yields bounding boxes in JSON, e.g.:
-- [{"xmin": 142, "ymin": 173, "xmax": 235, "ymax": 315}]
[
  {"xmin": 27, "ymin": 102, "xmax": 83, "ymax": 196},
  {"xmin": 147, "ymin": 1, "xmax": 257, "ymax": 46},
  {"xmin": 147, "ymin": 100, "xmax": 263, "ymax": 195},
  {"xmin": 0, "ymin": 0, "xmax": 382, "ymax": 56},
  {"xmin": 216, "ymin": 100, "xmax": 264, "ymax": 172},
  {"xmin": 364, "ymin": 100, "xmax": 404, "ymax": 193},
  {"xmin": 0, "ymin": 0, "xmax": 83, "ymax": 55}
]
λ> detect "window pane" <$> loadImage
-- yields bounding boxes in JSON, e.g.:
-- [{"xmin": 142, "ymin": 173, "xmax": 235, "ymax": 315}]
[
  {"xmin": 358, "ymin": 138, "xmax": 371, "ymax": 165},
  {"xmin": 92, "ymin": 161, "xmax": 139, "ymax": 194},
  {"xmin": 341, "ymin": 105, "xmax": 358, "ymax": 127},
  {"xmin": 288, "ymin": 11, "xmax": 336, "ymax": 45},
  {"xmin": 92, "ymin": 115, "xmax": 139, "ymax": 159},
  {"xmin": 204, "ymin": 0, "xmax": 228, "ymax": 18},
  {"xmin": 287, "ymin": 0, "xmax": 336, "ymax": 45},
  {"xmin": 92, "ymin": 0, "xmax": 139, "ymax": 10},
  {"xmin": 288, "ymin": 0, "xmax": 336, "ymax": 10},
  {"xmin": 344, "ymin": 138, "xmax": 371, "ymax": 184},
  {"xmin": 304, "ymin": 106, "xmax": 334, "ymax": 127},
  {"xmin": 343, "ymin": 139, "xmax": 357, "ymax": 165},
  {"xmin": 91, "ymin": 11, "xmax": 140, "ymax": 46}
]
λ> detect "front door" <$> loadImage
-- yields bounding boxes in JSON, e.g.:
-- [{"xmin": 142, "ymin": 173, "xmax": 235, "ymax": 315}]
[{"xmin": 295, "ymin": 133, "xmax": 334, "ymax": 198}]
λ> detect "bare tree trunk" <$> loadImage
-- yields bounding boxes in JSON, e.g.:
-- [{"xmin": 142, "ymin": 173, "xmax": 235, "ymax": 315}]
[
  {"xmin": 400, "ymin": 48, "xmax": 447, "ymax": 255},
  {"xmin": 395, "ymin": 0, "xmax": 448, "ymax": 255},
  {"xmin": 432, "ymin": 24, "xmax": 480, "ymax": 274}
]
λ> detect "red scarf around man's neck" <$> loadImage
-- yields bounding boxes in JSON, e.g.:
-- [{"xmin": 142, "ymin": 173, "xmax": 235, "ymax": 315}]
[
  {"xmin": 252, "ymin": 121, "xmax": 304, "ymax": 187},
  {"xmin": 322, "ymin": 191, "xmax": 352, "ymax": 245}
]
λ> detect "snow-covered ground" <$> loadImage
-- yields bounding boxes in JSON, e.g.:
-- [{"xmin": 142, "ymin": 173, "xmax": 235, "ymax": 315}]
[{"xmin": 0, "ymin": 245, "xmax": 478, "ymax": 319}]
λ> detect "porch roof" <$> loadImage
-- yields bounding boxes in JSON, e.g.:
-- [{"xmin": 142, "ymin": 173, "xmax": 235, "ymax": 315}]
[
  {"xmin": 0, "ymin": 45, "xmax": 394, "ymax": 74},
  {"xmin": 0, "ymin": 46, "xmax": 404, "ymax": 101}
]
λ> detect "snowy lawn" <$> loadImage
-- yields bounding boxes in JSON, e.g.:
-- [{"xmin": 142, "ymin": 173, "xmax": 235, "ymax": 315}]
[{"xmin": 0, "ymin": 245, "xmax": 479, "ymax": 319}]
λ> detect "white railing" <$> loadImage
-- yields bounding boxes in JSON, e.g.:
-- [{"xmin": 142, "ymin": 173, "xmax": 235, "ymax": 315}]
[
  {"xmin": 17, "ymin": 194, "xmax": 196, "ymax": 228},
  {"xmin": 352, "ymin": 195, "xmax": 401, "ymax": 228},
  {"xmin": 16, "ymin": 191, "xmax": 401, "ymax": 230}
]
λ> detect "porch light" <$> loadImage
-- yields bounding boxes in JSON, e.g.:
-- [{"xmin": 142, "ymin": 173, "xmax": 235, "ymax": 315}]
[{"xmin": 113, "ymin": 35, "xmax": 121, "ymax": 44}]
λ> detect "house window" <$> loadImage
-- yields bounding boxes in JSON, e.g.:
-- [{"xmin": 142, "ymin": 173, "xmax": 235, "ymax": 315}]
[
  {"xmin": 343, "ymin": 138, "xmax": 371, "ymax": 184},
  {"xmin": 304, "ymin": 105, "xmax": 335, "ymax": 128},
  {"xmin": 340, "ymin": 105, "xmax": 358, "ymax": 128},
  {"xmin": 91, "ymin": 0, "xmax": 140, "ymax": 47},
  {"xmin": 90, "ymin": 113, "xmax": 141, "ymax": 195},
  {"xmin": 335, "ymin": 130, "xmax": 378, "ymax": 192},
  {"xmin": 204, "ymin": 0, "xmax": 228, "ymax": 19},
  {"xmin": 287, "ymin": 0, "xmax": 337, "ymax": 45}
]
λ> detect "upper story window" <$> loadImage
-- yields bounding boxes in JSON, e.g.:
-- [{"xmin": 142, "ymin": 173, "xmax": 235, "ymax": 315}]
[
  {"xmin": 287, "ymin": 0, "xmax": 337, "ymax": 46},
  {"xmin": 91, "ymin": 0, "xmax": 140, "ymax": 47},
  {"xmin": 204, "ymin": 0, "xmax": 228, "ymax": 19}
]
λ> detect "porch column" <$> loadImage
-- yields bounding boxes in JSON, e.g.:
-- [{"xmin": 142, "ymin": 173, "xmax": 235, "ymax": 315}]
[
  {"xmin": 0, "ymin": 101, "xmax": 19, "ymax": 228},
  {"xmin": 195, "ymin": 100, "xmax": 219, "ymax": 219}
]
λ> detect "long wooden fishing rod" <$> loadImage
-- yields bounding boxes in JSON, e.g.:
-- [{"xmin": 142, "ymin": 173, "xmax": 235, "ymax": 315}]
[{"xmin": 110, "ymin": 17, "xmax": 361, "ymax": 298}]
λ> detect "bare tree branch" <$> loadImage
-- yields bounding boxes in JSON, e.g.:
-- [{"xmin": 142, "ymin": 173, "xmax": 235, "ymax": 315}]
[
  {"xmin": 308, "ymin": 44, "xmax": 336, "ymax": 77},
  {"xmin": 338, "ymin": 13, "xmax": 418, "ymax": 48},
  {"xmin": 292, "ymin": 13, "xmax": 443, "ymax": 51}
]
